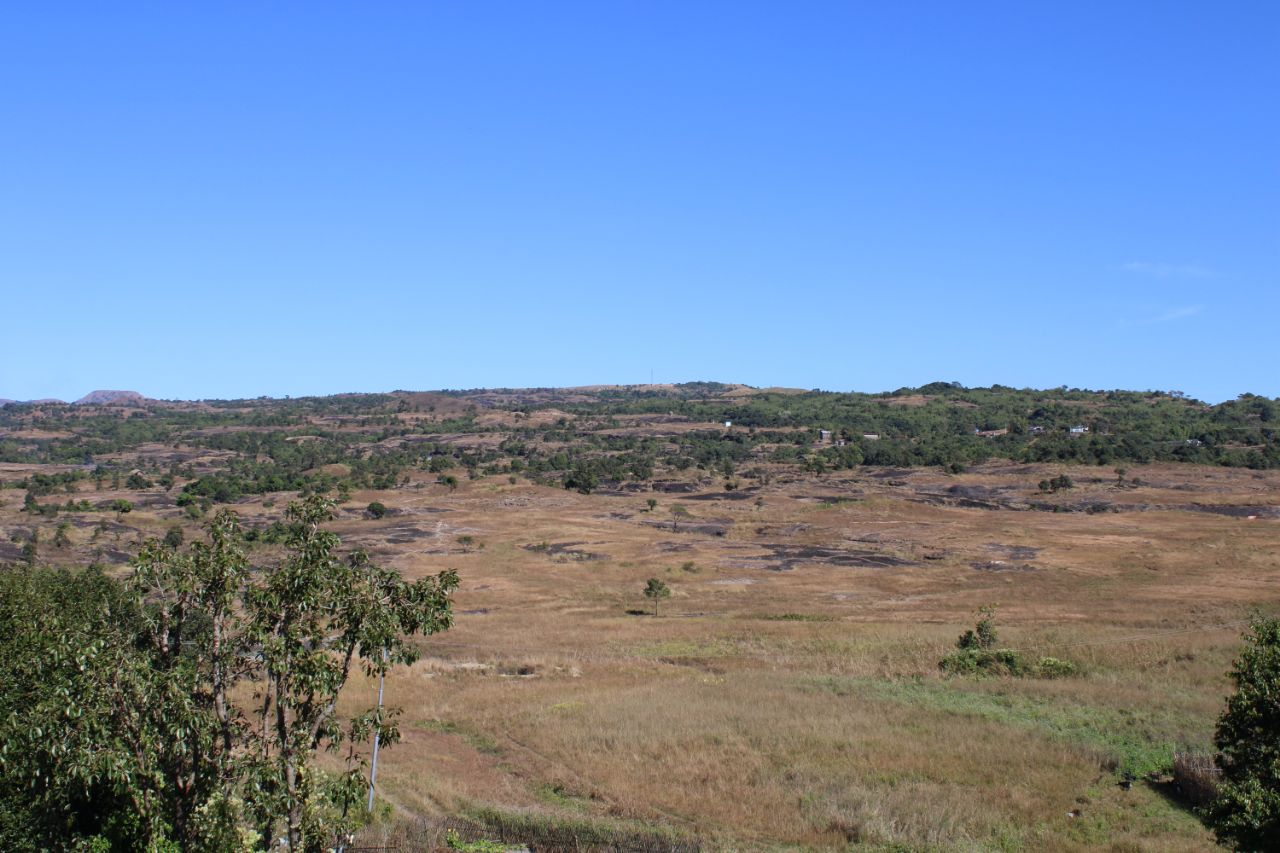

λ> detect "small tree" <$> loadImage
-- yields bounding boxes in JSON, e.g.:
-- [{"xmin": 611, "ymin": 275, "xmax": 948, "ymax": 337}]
[
  {"xmin": 366, "ymin": 501, "xmax": 388, "ymax": 519},
  {"xmin": 957, "ymin": 606, "xmax": 998, "ymax": 650},
  {"xmin": 670, "ymin": 504, "xmax": 690, "ymax": 532},
  {"xmin": 643, "ymin": 578, "xmax": 671, "ymax": 616},
  {"xmin": 1204, "ymin": 615, "xmax": 1280, "ymax": 849}
]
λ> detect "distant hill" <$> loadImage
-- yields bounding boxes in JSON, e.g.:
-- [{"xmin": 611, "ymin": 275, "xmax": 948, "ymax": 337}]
[{"xmin": 74, "ymin": 390, "xmax": 147, "ymax": 406}]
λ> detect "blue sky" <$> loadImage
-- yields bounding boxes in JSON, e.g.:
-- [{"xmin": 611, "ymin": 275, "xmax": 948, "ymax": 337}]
[{"xmin": 2, "ymin": 2, "xmax": 1276, "ymax": 404}]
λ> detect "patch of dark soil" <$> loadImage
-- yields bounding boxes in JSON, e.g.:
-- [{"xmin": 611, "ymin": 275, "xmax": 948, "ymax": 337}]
[
  {"xmin": 915, "ymin": 492, "xmax": 1008, "ymax": 510},
  {"xmin": 948, "ymin": 485, "xmax": 1000, "ymax": 501},
  {"xmin": 0, "ymin": 542, "xmax": 24, "ymax": 561},
  {"xmin": 459, "ymin": 608, "xmax": 490, "ymax": 616},
  {"xmin": 1028, "ymin": 501, "xmax": 1120, "ymax": 514},
  {"xmin": 651, "ymin": 481, "xmax": 699, "ymax": 493},
  {"xmin": 869, "ymin": 468, "xmax": 917, "ymax": 480},
  {"xmin": 644, "ymin": 519, "xmax": 732, "ymax": 537},
  {"xmin": 601, "ymin": 511, "xmax": 634, "ymax": 520},
  {"xmin": 986, "ymin": 542, "xmax": 1041, "ymax": 561},
  {"xmin": 655, "ymin": 541, "xmax": 694, "ymax": 552},
  {"xmin": 971, "ymin": 561, "xmax": 1036, "ymax": 572},
  {"xmin": 1179, "ymin": 504, "xmax": 1280, "ymax": 519},
  {"xmin": 522, "ymin": 541, "xmax": 608, "ymax": 560},
  {"xmin": 754, "ymin": 523, "xmax": 810, "ymax": 537},
  {"xmin": 731, "ymin": 543, "xmax": 914, "ymax": 571},
  {"xmin": 796, "ymin": 494, "xmax": 863, "ymax": 504},
  {"xmin": 683, "ymin": 490, "xmax": 758, "ymax": 501},
  {"xmin": 659, "ymin": 657, "xmax": 726, "ymax": 674},
  {"xmin": 383, "ymin": 526, "xmax": 435, "ymax": 544}
]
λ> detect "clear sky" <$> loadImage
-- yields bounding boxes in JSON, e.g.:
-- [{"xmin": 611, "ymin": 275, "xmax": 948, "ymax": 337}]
[{"xmin": 2, "ymin": 2, "xmax": 1276, "ymax": 404}]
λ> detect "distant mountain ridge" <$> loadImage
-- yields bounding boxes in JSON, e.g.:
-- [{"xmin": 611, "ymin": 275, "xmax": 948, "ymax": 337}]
[
  {"xmin": 74, "ymin": 390, "xmax": 147, "ymax": 406},
  {"xmin": 0, "ymin": 390, "xmax": 146, "ymax": 407}
]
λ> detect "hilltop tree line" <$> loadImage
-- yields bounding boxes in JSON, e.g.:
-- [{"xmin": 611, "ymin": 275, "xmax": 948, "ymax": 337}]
[{"xmin": 2, "ymin": 385, "xmax": 1277, "ymax": 506}]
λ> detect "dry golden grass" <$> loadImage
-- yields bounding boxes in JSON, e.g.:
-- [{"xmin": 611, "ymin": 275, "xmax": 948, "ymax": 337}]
[{"xmin": 9, "ymin": 460, "xmax": 1278, "ymax": 850}]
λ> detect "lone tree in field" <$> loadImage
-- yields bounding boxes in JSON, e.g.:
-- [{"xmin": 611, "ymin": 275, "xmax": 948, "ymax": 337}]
[
  {"xmin": 1203, "ymin": 615, "xmax": 1280, "ymax": 850},
  {"xmin": 670, "ymin": 503, "xmax": 690, "ymax": 532},
  {"xmin": 643, "ymin": 577, "xmax": 671, "ymax": 616}
]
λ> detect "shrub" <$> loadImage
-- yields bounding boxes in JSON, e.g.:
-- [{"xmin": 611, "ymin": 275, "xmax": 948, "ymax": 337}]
[
  {"xmin": 941, "ymin": 609, "xmax": 1076, "ymax": 679},
  {"xmin": 939, "ymin": 648, "xmax": 1029, "ymax": 677},
  {"xmin": 1036, "ymin": 657, "xmax": 1077, "ymax": 678},
  {"xmin": 957, "ymin": 606, "xmax": 998, "ymax": 650},
  {"xmin": 366, "ymin": 501, "xmax": 388, "ymax": 519}
]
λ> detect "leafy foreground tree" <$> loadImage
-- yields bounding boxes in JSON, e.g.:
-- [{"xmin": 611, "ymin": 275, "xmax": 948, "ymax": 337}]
[
  {"xmin": 0, "ymin": 495, "xmax": 458, "ymax": 852},
  {"xmin": 1204, "ymin": 615, "xmax": 1280, "ymax": 851}
]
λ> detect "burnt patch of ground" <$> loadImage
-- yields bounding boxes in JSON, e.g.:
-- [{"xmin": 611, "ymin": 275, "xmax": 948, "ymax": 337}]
[
  {"xmin": 971, "ymin": 561, "xmax": 1036, "ymax": 572},
  {"xmin": 986, "ymin": 542, "xmax": 1041, "ymax": 561},
  {"xmin": 651, "ymin": 481, "xmax": 699, "ymax": 493},
  {"xmin": 644, "ymin": 519, "xmax": 732, "ymax": 537},
  {"xmin": 1179, "ymin": 503, "xmax": 1280, "ymax": 519},
  {"xmin": 795, "ymin": 493, "xmax": 864, "ymax": 504},
  {"xmin": 382, "ymin": 525, "xmax": 437, "ymax": 544},
  {"xmin": 522, "ymin": 541, "xmax": 608, "ymax": 561},
  {"xmin": 683, "ymin": 490, "xmax": 759, "ymax": 501},
  {"xmin": 868, "ymin": 467, "xmax": 918, "ymax": 480},
  {"xmin": 728, "ymin": 543, "xmax": 914, "ymax": 572},
  {"xmin": 754, "ymin": 523, "xmax": 811, "ymax": 537},
  {"xmin": 910, "ymin": 485, "xmax": 1016, "ymax": 510}
]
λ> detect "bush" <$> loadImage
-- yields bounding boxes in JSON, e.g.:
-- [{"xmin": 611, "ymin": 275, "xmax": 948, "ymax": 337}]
[
  {"xmin": 366, "ymin": 501, "xmax": 388, "ymax": 519},
  {"xmin": 1036, "ymin": 657, "xmax": 1077, "ymax": 678},
  {"xmin": 957, "ymin": 606, "xmax": 998, "ymax": 650},
  {"xmin": 941, "ymin": 609, "xmax": 1077, "ymax": 679},
  {"xmin": 939, "ymin": 648, "xmax": 1030, "ymax": 677}
]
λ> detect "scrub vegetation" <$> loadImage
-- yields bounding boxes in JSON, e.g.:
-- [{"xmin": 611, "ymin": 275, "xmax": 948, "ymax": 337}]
[{"xmin": 1, "ymin": 382, "xmax": 1277, "ymax": 850}]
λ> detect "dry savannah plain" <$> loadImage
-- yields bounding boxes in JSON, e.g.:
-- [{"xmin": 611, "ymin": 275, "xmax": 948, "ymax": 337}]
[{"xmin": 2, "ymin": 386, "xmax": 1278, "ymax": 851}]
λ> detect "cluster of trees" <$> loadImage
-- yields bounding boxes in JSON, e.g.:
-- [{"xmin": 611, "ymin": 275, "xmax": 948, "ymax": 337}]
[
  {"xmin": 4, "ymin": 384, "xmax": 1278, "ymax": 510},
  {"xmin": 0, "ymin": 497, "xmax": 457, "ymax": 851}
]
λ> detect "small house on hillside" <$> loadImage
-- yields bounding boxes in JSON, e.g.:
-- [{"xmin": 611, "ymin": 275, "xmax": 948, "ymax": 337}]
[
  {"xmin": 862, "ymin": 433, "xmax": 881, "ymax": 441},
  {"xmin": 1069, "ymin": 425, "xmax": 1088, "ymax": 435}
]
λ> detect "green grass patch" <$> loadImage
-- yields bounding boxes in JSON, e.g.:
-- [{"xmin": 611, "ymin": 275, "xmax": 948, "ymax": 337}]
[
  {"xmin": 758, "ymin": 612, "xmax": 838, "ymax": 622},
  {"xmin": 415, "ymin": 718, "xmax": 503, "ymax": 755},
  {"xmin": 813, "ymin": 676, "xmax": 1197, "ymax": 777},
  {"xmin": 463, "ymin": 804, "xmax": 699, "ymax": 852},
  {"xmin": 632, "ymin": 638, "xmax": 738, "ymax": 658}
]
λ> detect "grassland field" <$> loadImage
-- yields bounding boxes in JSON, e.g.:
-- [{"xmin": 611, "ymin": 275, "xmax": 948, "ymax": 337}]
[{"xmin": 1, "ymin": 390, "xmax": 1277, "ymax": 850}]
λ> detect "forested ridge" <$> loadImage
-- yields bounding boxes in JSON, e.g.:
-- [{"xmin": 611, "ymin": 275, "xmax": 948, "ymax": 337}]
[{"xmin": 2, "ymin": 383, "xmax": 1277, "ymax": 507}]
